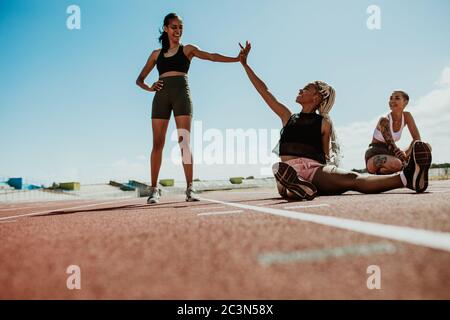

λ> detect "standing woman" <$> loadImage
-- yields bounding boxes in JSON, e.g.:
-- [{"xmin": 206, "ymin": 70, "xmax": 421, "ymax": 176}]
[{"xmin": 136, "ymin": 13, "xmax": 240, "ymax": 204}]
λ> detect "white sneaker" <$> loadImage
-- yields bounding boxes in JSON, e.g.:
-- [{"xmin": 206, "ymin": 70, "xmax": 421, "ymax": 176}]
[
  {"xmin": 186, "ymin": 185, "xmax": 200, "ymax": 202},
  {"xmin": 147, "ymin": 187, "xmax": 161, "ymax": 204}
]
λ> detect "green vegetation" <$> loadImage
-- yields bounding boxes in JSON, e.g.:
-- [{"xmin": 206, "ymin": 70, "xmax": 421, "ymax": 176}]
[
  {"xmin": 430, "ymin": 163, "xmax": 450, "ymax": 169},
  {"xmin": 229, "ymin": 177, "xmax": 244, "ymax": 184},
  {"xmin": 159, "ymin": 179, "xmax": 174, "ymax": 187}
]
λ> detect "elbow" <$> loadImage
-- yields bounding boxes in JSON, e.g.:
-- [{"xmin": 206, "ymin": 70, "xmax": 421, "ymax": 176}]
[
  {"xmin": 135, "ymin": 78, "xmax": 142, "ymax": 87},
  {"xmin": 209, "ymin": 54, "xmax": 217, "ymax": 62}
]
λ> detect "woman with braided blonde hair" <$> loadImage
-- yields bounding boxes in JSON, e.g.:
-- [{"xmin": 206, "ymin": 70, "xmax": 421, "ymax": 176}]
[{"xmin": 239, "ymin": 41, "xmax": 432, "ymax": 200}]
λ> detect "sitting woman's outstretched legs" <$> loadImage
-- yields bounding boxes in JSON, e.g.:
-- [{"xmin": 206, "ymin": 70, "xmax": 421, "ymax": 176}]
[{"xmin": 312, "ymin": 166, "xmax": 403, "ymax": 195}]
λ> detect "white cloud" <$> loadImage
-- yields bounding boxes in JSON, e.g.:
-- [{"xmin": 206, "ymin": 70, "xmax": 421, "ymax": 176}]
[{"xmin": 337, "ymin": 67, "xmax": 450, "ymax": 170}]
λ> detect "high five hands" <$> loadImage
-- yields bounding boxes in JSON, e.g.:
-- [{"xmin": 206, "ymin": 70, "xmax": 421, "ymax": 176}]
[{"xmin": 239, "ymin": 41, "xmax": 251, "ymax": 65}]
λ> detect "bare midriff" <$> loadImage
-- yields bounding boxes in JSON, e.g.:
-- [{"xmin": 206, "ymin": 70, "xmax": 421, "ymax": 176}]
[
  {"xmin": 159, "ymin": 71, "xmax": 187, "ymax": 79},
  {"xmin": 280, "ymin": 155, "xmax": 301, "ymax": 162}
]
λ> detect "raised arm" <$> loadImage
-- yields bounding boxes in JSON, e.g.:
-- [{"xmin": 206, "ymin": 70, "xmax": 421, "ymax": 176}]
[
  {"xmin": 185, "ymin": 44, "xmax": 239, "ymax": 63},
  {"xmin": 136, "ymin": 50, "xmax": 164, "ymax": 92},
  {"xmin": 238, "ymin": 41, "xmax": 292, "ymax": 125}
]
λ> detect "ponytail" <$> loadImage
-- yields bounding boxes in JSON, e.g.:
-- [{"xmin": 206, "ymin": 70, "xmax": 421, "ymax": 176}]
[
  {"xmin": 159, "ymin": 13, "xmax": 180, "ymax": 54},
  {"xmin": 159, "ymin": 31, "xmax": 170, "ymax": 53},
  {"xmin": 314, "ymin": 81, "xmax": 341, "ymax": 166}
]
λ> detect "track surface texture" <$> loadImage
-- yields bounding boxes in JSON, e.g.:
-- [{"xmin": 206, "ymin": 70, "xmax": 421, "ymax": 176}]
[{"xmin": 1, "ymin": 181, "xmax": 449, "ymax": 299}]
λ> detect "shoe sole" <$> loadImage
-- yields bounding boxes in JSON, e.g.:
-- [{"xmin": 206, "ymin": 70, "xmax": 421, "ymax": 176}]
[
  {"xmin": 272, "ymin": 162, "xmax": 317, "ymax": 200},
  {"xmin": 412, "ymin": 141, "xmax": 432, "ymax": 193},
  {"xmin": 277, "ymin": 183, "xmax": 289, "ymax": 198},
  {"xmin": 186, "ymin": 197, "xmax": 200, "ymax": 202}
]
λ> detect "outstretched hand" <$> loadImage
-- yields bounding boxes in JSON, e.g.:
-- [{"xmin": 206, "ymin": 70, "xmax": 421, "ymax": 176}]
[{"xmin": 239, "ymin": 41, "xmax": 251, "ymax": 65}]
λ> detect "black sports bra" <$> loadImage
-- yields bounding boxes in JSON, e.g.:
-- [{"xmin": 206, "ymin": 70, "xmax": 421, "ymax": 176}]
[
  {"xmin": 277, "ymin": 112, "xmax": 326, "ymax": 164},
  {"xmin": 156, "ymin": 45, "xmax": 190, "ymax": 75}
]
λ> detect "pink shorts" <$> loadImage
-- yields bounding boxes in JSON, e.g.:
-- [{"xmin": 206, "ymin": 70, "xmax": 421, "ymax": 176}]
[{"xmin": 284, "ymin": 157, "xmax": 323, "ymax": 182}]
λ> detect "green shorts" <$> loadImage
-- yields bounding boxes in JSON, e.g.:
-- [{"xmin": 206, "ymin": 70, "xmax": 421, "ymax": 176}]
[
  {"xmin": 364, "ymin": 143, "xmax": 395, "ymax": 163},
  {"xmin": 151, "ymin": 75, "xmax": 193, "ymax": 119}
]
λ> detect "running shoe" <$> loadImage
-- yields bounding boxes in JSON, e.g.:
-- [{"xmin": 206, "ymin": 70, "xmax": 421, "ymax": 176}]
[
  {"xmin": 147, "ymin": 187, "xmax": 161, "ymax": 204},
  {"xmin": 402, "ymin": 141, "xmax": 432, "ymax": 193},
  {"xmin": 272, "ymin": 162, "xmax": 317, "ymax": 200},
  {"xmin": 186, "ymin": 185, "xmax": 200, "ymax": 202},
  {"xmin": 276, "ymin": 183, "xmax": 288, "ymax": 198}
]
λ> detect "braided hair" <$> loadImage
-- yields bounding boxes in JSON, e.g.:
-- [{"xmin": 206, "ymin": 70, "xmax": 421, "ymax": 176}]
[{"xmin": 313, "ymin": 81, "xmax": 341, "ymax": 166}]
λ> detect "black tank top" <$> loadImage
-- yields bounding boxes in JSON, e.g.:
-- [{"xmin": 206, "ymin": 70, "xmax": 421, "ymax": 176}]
[
  {"xmin": 156, "ymin": 45, "xmax": 190, "ymax": 75},
  {"xmin": 278, "ymin": 112, "xmax": 326, "ymax": 164}
]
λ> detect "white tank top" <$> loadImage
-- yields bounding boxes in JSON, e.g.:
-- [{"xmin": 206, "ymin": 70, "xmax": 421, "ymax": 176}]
[{"xmin": 373, "ymin": 113, "xmax": 405, "ymax": 143}]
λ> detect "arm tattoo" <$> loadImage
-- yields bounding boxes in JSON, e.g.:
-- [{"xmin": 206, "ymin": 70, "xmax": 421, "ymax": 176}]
[
  {"xmin": 379, "ymin": 118, "xmax": 398, "ymax": 153},
  {"xmin": 373, "ymin": 155, "xmax": 387, "ymax": 168}
]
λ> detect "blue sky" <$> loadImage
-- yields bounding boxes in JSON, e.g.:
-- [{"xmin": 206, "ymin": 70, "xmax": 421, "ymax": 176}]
[{"xmin": 1, "ymin": 0, "xmax": 450, "ymax": 184}]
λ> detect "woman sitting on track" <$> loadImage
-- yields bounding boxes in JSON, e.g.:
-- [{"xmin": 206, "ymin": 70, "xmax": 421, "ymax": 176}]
[
  {"xmin": 238, "ymin": 41, "xmax": 432, "ymax": 200},
  {"xmin": 365, "ymin": 90, "xmax": 422, "ymax": 175}
]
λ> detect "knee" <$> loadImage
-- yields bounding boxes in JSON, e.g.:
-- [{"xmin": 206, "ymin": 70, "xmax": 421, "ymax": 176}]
[
  {"xmin": 346, "ymin": 172, "xmax": 360, "ymax": 180},
  {"xmin": 178, "ymin": 135, "xmax": 191, "ymax": 146},
  {"xmin": 390, "ymin": 159, "xmax": 403, "ymax": 171},
  {"xmin": 338, "ymin": 172, "xmax": 359, "ymax": 190},
  {"xmin": 366, "ymin": 160, "xmax": 377, "ymax": 174},
  {"xmin": 177, "ymin": 135, "xmax": 192, "ymax": 154},
  {"xmin": 152, "ymin": 139, "xmax": 165, "ymax": 151},
  {"xmin": 379, "ymin": 158, "xmax": 402, "ymax": 173}
]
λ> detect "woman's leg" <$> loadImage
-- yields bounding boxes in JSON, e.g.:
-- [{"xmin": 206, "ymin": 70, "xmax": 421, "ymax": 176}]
[
  {"xmin": 151, "ymin": 119, "xmax": 170, "ymax": 187},
  {"xmin": 312, "ymin": 165, "xmax": 404, "ymax": 195},
  {"xmin": 174, "ymin": 115, "xmax": 193, "ymax": 186},
  {"xmin": 367, "ymin": 155, "xmax": 403, "ymax": 174}
]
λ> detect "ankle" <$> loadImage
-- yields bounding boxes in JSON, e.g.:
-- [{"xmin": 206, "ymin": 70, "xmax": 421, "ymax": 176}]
[{"xmin": 399, "ymin": 172, "xmax": 407, "ymax": 187}]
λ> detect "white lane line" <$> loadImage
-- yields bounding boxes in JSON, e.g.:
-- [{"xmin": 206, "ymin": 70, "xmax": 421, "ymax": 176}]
[
  {"xmin": 229, "ymin": 192, "xmax": 275, "ymax": 195},
  {"xmin": 0, "ymin": 198, "xmax": 140, "ymax": 221},
  {"xmin": 198, "ymin": 210, "xmax": 244, "ymax": 216},
  {"xmin": 253, "ymin": 202, "xmax": 277, "ymax": 206},
  {"xmin": 0, "ymin": 202, "xmax": 95, "ymax": 212},
  {"xmin": 0, "ymin": 220, "xmax": 17, "ymax": 224},
  {"xmin": 258, "ymin": 241, "xmax": 397, "ymax": 266},
  {"xmin": 190, "ymin": 206, "xmax": 226, "ymax": 211},
  {"xmin": 200, "ymin": 197, "xmax": 450, "ymax": 252},
  {"xmin": 284, "ymin": 204, "xmax": 330, "ymax": 209},
  {"xmin": 430, "ymin": 190, "xmax": 450, "ymax": 193}
]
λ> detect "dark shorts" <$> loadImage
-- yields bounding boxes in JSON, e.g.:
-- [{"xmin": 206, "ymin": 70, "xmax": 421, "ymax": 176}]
[
  {"xmin": 364, "ymin": 143, "xmax": 395, "ymax": 163},
  {"xmin": 152, "ymin": 75, "xmax": 193, "ymax": 119}
]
